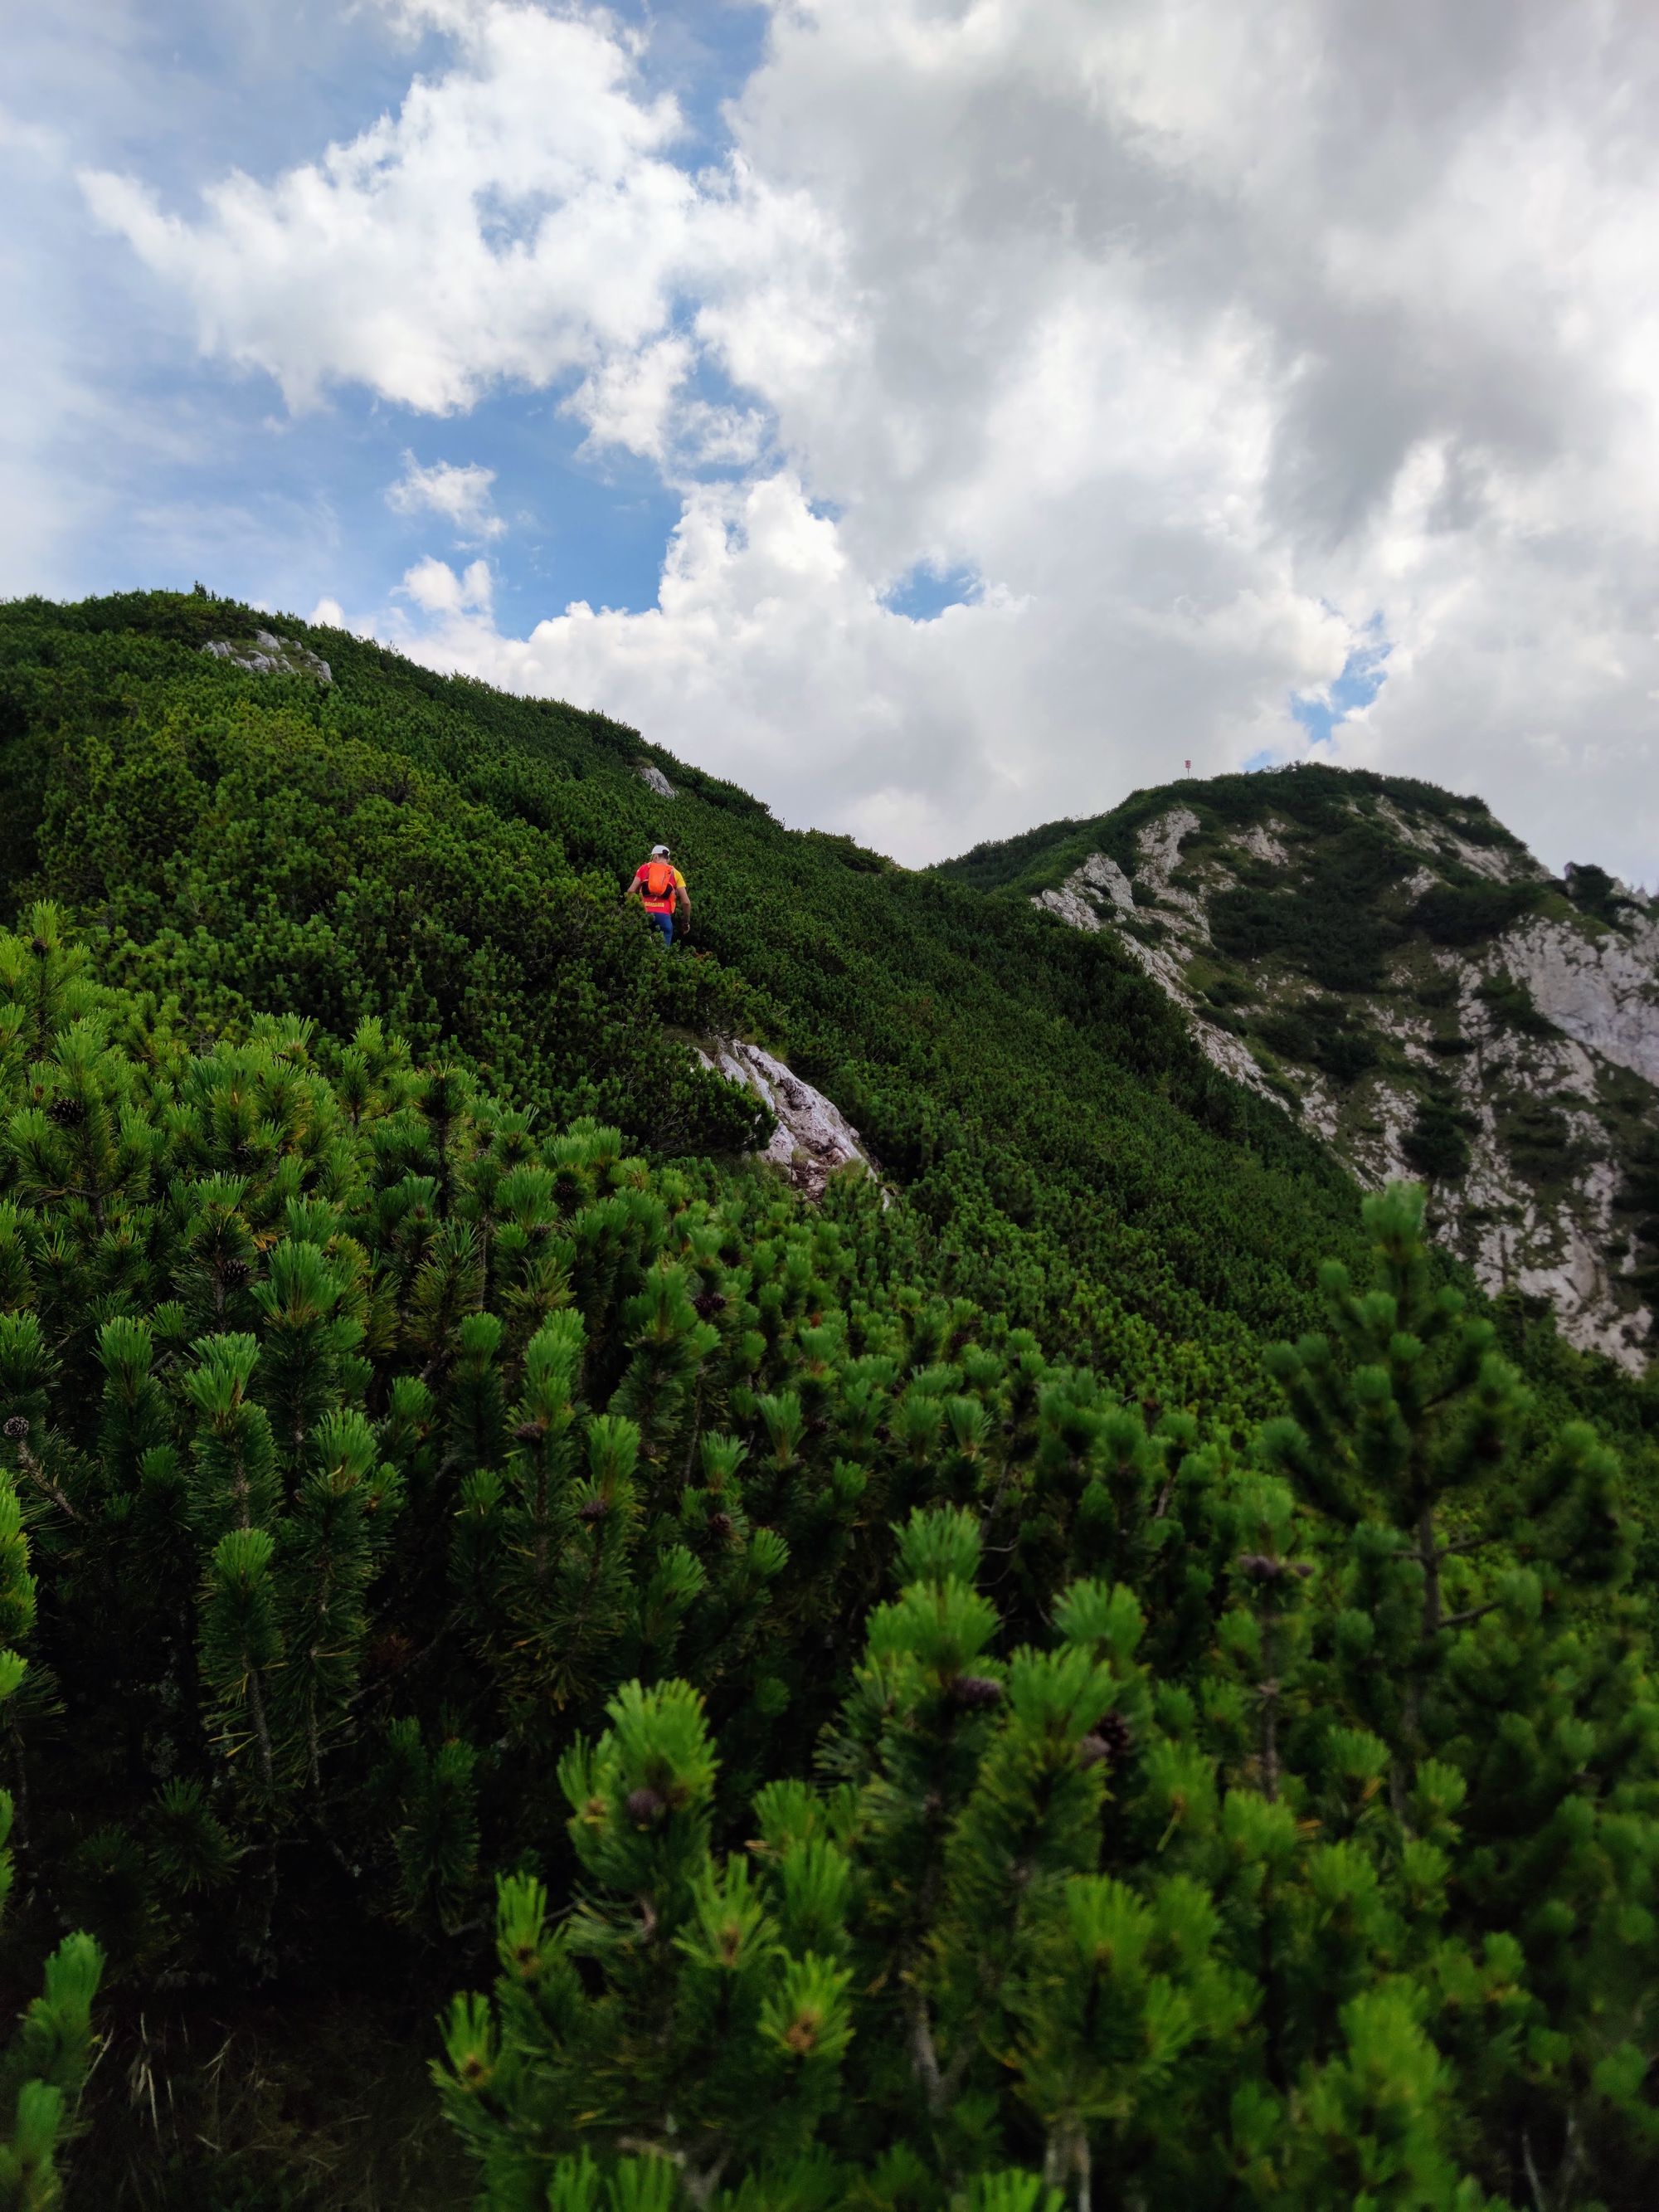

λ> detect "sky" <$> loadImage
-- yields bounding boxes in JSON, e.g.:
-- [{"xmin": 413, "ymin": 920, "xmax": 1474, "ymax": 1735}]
[{"xmin": 6, "ymin": 0, "xmax": 1659, "ymax": 879}]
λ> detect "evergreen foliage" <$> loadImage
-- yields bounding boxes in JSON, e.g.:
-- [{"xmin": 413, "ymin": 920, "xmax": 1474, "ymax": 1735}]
[
  {"xmin": 0, "ymin": 590, "xmax": 1404, "ymax": 1430},
  {"xmin": 0, "ymin": 593, "xmax": 1653, "ymax": 2203},
  {"xmin": 1404, "ymin": 1087, "xmax": 1478, "ymax": 1187},
  {"xmin": 1412, "ymin": 881, "xmax": 1550, "ymax": 948},
  {"xmin": 437, "ymin": 1193, "xmax": 1659, "ymax": 2208},
  {"xmin": 0, "ymin": 1432, "xmax": 102, "ymax": 2208},
  {"xmin": 936, "ymin": 763, "xmax": 1526, "ymax": 904},
  {"xmin": 932, "ymin": 755, "xmax": 1659, "ymax": 1370},
  {"xmin": 1564, "ymin": 867, "xmax": 1639, "ymax": 930}
]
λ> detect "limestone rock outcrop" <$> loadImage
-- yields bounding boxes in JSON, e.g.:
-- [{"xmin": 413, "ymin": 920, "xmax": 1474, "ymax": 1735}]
[
  {"xmin": 1029, "ymin": 792, "xmax": 1657, "ymax": 1368},
  {"xmin": 696, "ymin": 1039, "xmax": 877, "ymax": 1202},
  {"xmin": 1501, "ymin": 905, "xmax": 1659, "ymax": 1088},
  {"xmin": 202, "ymin": 631, "xmax": 333, "ymax": 683}
]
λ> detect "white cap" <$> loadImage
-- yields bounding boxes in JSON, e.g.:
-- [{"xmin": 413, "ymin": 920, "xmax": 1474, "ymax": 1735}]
[{"xmin": 651, "ymin": 844, "xmax": 671, "ymax": 857}]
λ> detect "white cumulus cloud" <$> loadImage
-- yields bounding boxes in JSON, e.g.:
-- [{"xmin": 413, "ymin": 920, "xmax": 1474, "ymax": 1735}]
[
  {"xmin": 78, "ymin": 1, "xmax": 731, "ymax": 414},
  {"xmin": 400, "ymin": 553, "xmax": 494, "ymax": 616},
  {"xmin": 80, "ymin": 0, "xmax": 1659, "ymax": 879},
  {"xmin": 387, "ymin": 453, "xmax": 505, "ymax": 540}
]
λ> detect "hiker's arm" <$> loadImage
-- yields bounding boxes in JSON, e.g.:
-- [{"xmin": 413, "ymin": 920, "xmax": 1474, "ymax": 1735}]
[
  {"xmin": 621, "ymin": 877, "xmax": 643, "ymax": 906},
  {"xmin": 677, "ymin": 885, "xmax": 692, "ymax": 923}
]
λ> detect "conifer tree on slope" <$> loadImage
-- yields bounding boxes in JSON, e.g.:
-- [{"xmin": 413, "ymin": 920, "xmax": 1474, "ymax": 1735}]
[
  {"xmin": 0, "ymin": 1450, "xmax": 101, "ymax": 2210},
  {"xmin": 440, "ymin": 1187, "xmax": 1658, "ymax": 2210},
  {"xmin": 0, "ymin": 901, "xmax": 1654, "ymax": 2204},
  {"xmin": 1258, "ymin": 1184, "xmax": 1658, "ymax": 2206}
]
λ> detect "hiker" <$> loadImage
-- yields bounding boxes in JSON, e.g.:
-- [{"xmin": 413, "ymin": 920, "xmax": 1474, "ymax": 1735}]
[{"xmin": 624, "ymin": 843, "xmax": 691, "ymax": 948}]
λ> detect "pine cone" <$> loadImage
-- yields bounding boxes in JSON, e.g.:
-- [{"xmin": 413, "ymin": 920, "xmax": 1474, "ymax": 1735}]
[
  {"xmin": 1078, "ymin": 1710, "xmax": 1134, "ymax": 1771},
  {"xmin": 625, "ymin": 1786, "xmax": 666, "ymax": 1826},
  {"xmin": 220, "ymin": 1257, "xmax": 252, "ymax": 1290},
  {"xmin": 577, "ymin": 1496, "xmax": 610, "ymax": 1524},
  {"xmin": 949, "ymin": 1674, "xmax": 1005, "ymax": 1709},
  {"xmin": 692, "ymin": 1289, "xmax": 727, "ymax": 1318},
  {"xmin": 513, "ymin": 1418, "xmax": 547, "ymax": 1445},
  {"xmin": 707, "ymin": 1511, "xmax": 735, "ymax": 1542},
  {"xmin": 2, "ymin": 1415, "xmax": 27, "ymax": 1441},
  {"xmin": 47, "ymin": 1095, "xmax": 85, "ymax": 1128},
  {"xmin": 28, "ymin": 937, "xmax": 46, "ymax": 957}
]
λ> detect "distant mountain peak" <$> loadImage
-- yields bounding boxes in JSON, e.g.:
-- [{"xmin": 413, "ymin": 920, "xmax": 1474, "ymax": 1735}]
[{"xmin": 943, "ymin": 767, "xmax": 1659, "ymax": 1369}]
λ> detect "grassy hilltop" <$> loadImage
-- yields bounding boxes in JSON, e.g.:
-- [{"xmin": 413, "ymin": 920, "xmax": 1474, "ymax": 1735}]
[{"xmin": 0, "ymin": 592, "xmax": 1654, "ymax": 2207}]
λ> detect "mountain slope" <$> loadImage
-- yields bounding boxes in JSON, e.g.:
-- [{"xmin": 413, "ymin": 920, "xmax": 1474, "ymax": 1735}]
[
  {"xmin": 940, "ymin": 764, "xmax": 1659, "ymax": 1367},
  {"xmin": 0, "ymin": 590, "xmax": 1380, "ymax": 1425},
  {"xmin": 4, "ymin": 595, "xmax": 1652, "ymax": 1436},
  {"xmin": 3, "ymin": 594, "xmax": 1659, "ymax": 2205}
]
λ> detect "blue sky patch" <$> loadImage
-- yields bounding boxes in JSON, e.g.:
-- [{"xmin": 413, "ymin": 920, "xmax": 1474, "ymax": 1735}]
[
  {"xmin": 1291, "ymin": 617, "xmax": 1390, "ymax": 745},
  {"xmin": 623, "ymin": 0, "xmax": 770, "ymax": 161},
  {"xmin": 883, "ymin": 562, "xmax": 981, "ymax": 622},
  {"xmin": 6, "ymin": 0, "xmax": 765, "ymax": 629}
]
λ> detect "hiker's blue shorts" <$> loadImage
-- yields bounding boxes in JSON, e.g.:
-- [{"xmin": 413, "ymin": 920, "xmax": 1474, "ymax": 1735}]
[{"xmin": 650, "ymin": 911, "xmax": 674, "ymax": 948}]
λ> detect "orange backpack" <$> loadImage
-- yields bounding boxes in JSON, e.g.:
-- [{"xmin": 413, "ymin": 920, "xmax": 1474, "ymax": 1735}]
[{"xmin": 642, "ymin": 860, "xmax": 677, "ymax": 905}]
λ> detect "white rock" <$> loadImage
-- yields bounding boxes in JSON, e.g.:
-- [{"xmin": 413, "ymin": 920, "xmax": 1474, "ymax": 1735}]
[
  {"xmin": 201, "ymin": 636, "xmax": 333, "ymax": 685},
  {"xmin": 1373, "ymin": 794, "xmax": 1544, "ymax": 884},
  {"xmin": 1136, "ymin": 806, "xmax": 1202, "ymax": 893},
  {"xmin": 637, "ymin": 763, "xmax": 678, "ymax": 799},
  {"xmin": 1499, "ymin": 911, "xmax": 1659, "ymax": 1087},
  {"xmin": 1238, "ymin": 820, "xmax": 1292, "ymax": 867},
  {"xmin": 1029, "ymin": 815, "xmax": 1657, "ymax": 1367},
  {"xmin": 1136, "ymin": 808, "xmax": 1214, "ymax": 938},
  {"xmin": 1075, "ymin": 852, "xmax": 1136, "ymax": 913},
  {"xmin": 1034, "ymin": 884, "xmax": 1103, "ymax": 933},
  {"xmin": 1372, "ymin": 795, "xmax": 1442, "ymax": 859},
  {"xmin": 1032, "ymin": 838, "xmax": 1277, "ymax": 1104},
  {"xmin": 696, "ymin": 1039, "xmax": 876, "ymax": 1202},
  {"xmin": 1439, "ymin": 830, "xmax": 1525, "ymax": 883}
]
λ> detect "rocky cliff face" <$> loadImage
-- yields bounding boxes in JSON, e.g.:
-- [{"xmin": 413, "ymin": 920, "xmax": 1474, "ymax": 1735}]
[{"xmin": 1009, "ymin": 770, "xmax": 1657, "ymax": 1368}]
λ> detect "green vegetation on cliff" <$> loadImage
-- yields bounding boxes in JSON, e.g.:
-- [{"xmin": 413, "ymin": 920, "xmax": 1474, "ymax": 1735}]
[
  {"xmin": 936, "ymin": 763, "xmax": 1525, "ymax": 904},
  {"xmin": 941, "ymin": 763, "xmax": 1659, "ymax": 1372}
]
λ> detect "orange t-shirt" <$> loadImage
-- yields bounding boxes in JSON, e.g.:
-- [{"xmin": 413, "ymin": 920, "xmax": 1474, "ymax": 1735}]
[{"xmin": 634, "ymin": 861, "xmax": 686, "ymax": 914}]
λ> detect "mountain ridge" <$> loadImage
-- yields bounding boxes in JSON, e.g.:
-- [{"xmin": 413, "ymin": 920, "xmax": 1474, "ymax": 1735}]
[
  {"xmin": 0, "ymin": 588, "xmax": 1377, "ymax": 1430},
  {"xmin": 938, "ymin": 763, "xmax": 1659, "ymax": 1367}
]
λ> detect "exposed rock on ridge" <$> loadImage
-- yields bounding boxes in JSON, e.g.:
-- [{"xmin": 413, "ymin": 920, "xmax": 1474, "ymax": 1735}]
[
  {"xmin": 1038, "ymin": 825, "xmax": 1277, "ymax": 1104},
  {"xmin": 696, "ymin": 1038, "xmax": 877, "ymax": 1201},
  {"xmin": 1022, "ymin": 777, "xmax": 1658, "ymax": 1369},
  {"xmin": 1502, "ymin": 909, "xmax": 1659, "ymax": 1087},
  {"xmin": 202, "ymin": 631, "xmax": 333, "ymax": 683}
]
